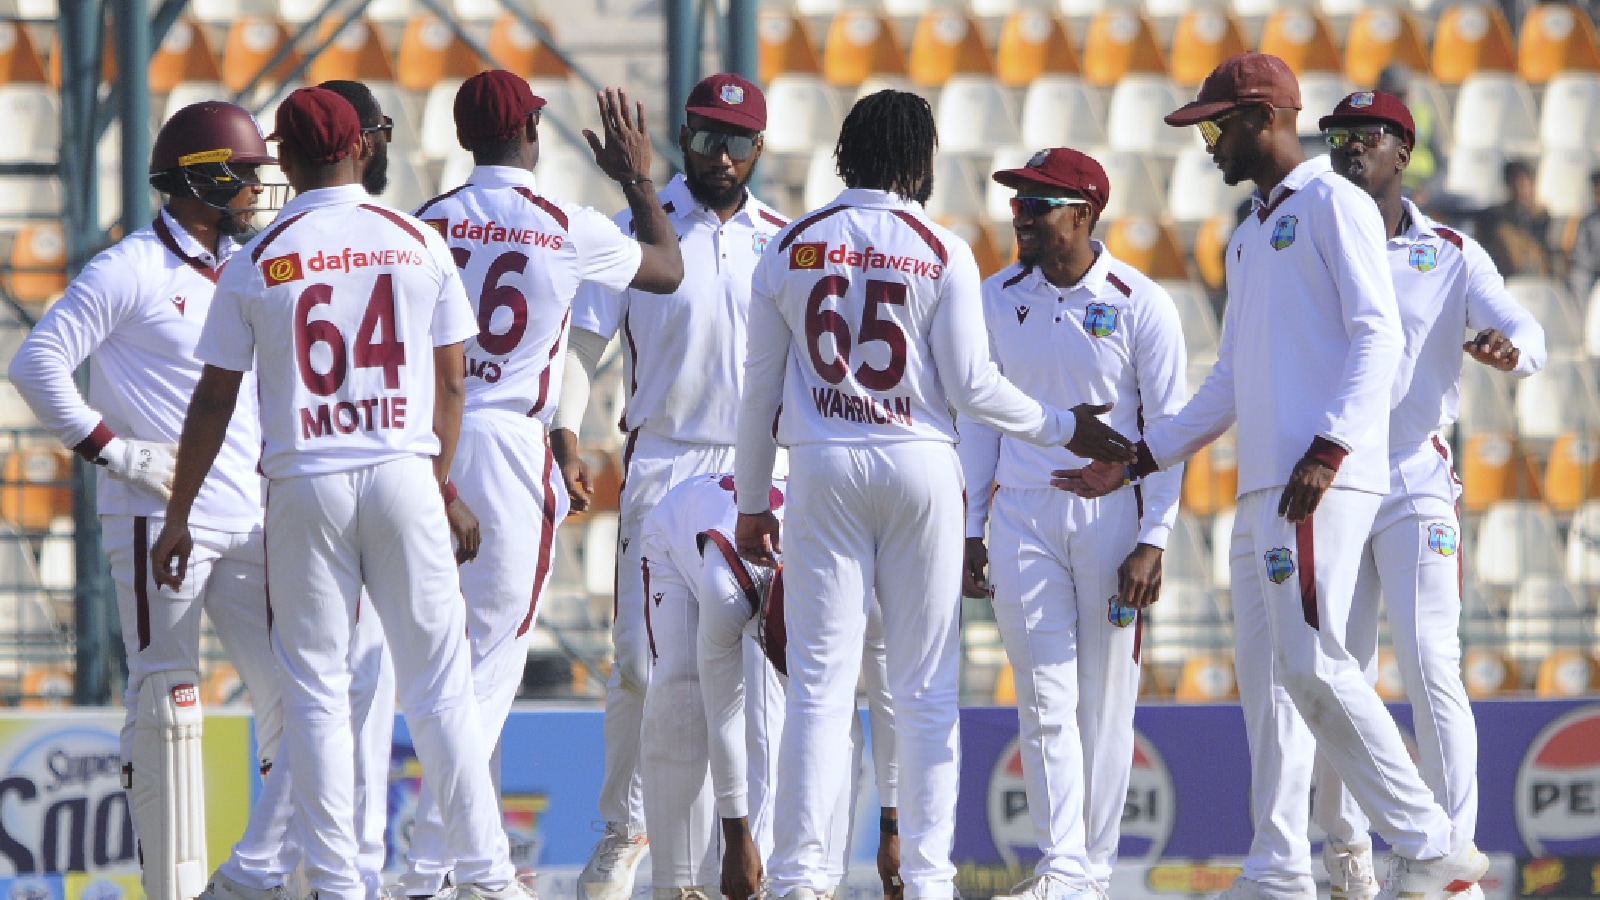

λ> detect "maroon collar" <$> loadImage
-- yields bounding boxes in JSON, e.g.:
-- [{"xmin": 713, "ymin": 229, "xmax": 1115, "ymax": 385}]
[
  {"xmin": 153, "ymin": 214, "xmax": 221, "ymax": 284},
  {"xmin": 1255, "ymin": 187, "xmax": 1297, "ymax": 223}
]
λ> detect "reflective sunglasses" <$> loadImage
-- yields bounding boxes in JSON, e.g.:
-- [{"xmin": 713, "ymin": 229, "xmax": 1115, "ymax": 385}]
[
  {"xmin": 687, "ymin": 129, "xmax": 759, "ymax": 161},
  {"xmin": 1009, "ymin": 195, "xmax": 1089, "ymax": 218},
  {"xmin": 361, "ymin": 115, "xmax": 394, "ymax": 144},
  {"xmin": 1197, "ymin": 107, "xmax": 1247, "ymax": 149},
  {"xmin": 1324, "ymin": 125, "xmax": 1394, "ymax": 149}
]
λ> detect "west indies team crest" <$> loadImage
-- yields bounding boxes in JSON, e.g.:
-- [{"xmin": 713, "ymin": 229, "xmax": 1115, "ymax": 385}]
[
  {"xmin": 1427, "ymin": 522, "xmax": 1458, "ymax": 556},
  {"xmin": 1083, "ymin": 302, "xmax": 1118, "ymax": 337},
  {"xmin": 1409, "ymin": 244, "xmax": 1438, "ymax": 273},
  {"xmin": 753, "ymin": 233, "xmax": 769, "ymax": 256},
  {"xmin": 1270, "ymin": 215, "xmax": 1298, "ymax": 250},
  {"xmin": 1264, "ymin": 548, "xmax": 1295, "ymax": 584}
]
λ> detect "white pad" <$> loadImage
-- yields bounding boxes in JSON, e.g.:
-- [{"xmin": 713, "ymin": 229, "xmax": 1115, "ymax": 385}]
[{"xmin": 129, "ymin": 671, "xmax": 207, "ymax": 900}]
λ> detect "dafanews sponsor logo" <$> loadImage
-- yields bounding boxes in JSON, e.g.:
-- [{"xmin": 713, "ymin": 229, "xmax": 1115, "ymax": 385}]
[
  {"xmin": 790, "ymin": 241, "xmax": 825, "ymax": 270},
  {"xmin": 447, "ymin": 219, "xmax": 564, "ymax": 250},
  {"xmin": 305, "ymin": 247, "xmax": 425, "ymax": 273},
  {"xmin": 826, "ymin": 243, "xmax": 944, "ymax": 279},
  {"xmin": 1516, "ymin": 705, "xmax": 1600, "ymax": 854},
  {"xmin": 262, "ymin": 252, "xmax": 303, "ymax": 287}
]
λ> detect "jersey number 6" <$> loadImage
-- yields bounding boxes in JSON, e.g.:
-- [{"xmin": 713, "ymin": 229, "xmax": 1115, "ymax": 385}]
[
  {"xmin": 451, "ymin": 247, "xmax": 530, "ymax": 356},
  {"xmin": 805, "ymin": 275, "xmax": 908, "ymax": 391},
  {"xmin": 295, "ymin": 274, "xmax": 407, "ymax": 396}
]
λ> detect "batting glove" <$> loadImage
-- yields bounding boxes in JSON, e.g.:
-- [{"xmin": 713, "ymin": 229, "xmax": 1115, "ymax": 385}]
[{"xmin": 97, "ymin": 437, "xmax": 177, "ymax": 501}]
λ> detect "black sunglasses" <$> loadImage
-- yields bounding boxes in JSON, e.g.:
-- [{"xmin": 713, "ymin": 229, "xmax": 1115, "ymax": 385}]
[
  {"xmin": 361, "ymin": 115, "xmax": 394, "ymax": 143},
  {"xmin": 687, "ymin": 129, "xmax": 759, "ymax": 161}
]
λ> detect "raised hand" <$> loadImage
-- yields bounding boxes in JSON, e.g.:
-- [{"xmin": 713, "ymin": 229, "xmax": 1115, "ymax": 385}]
[{"xmin": 583, "ymin": 88, "xmax": 654, "ymax": 185}]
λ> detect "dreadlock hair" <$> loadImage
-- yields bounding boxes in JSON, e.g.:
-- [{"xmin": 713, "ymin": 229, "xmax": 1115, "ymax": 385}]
[{"xmin": 834, "ymin": 90, "xmax": 937, "ymax": 203}]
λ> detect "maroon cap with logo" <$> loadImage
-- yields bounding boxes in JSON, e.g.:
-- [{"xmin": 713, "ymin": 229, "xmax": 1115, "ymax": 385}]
[
  {"xmin": 685, "ymin": 73, "xmax": 766, "ymax": 132},
  {"xmin": 1164, "ymin": 52, "xmax": 1302, "ymax": 126},
  {"xmin": 455, "ymin": 69, "xmax": 549, "ymax": 149},
  {"xmin": 267, "ymin": 87, "xmax": 362, "ymax": 164},
  {"xmin": 1318, "ymin": 89, "xmax": 1416, "ymax": 149},
  {"xmin": 992, "ymin": 147, "xmax": 1111, "ymax": 216}
]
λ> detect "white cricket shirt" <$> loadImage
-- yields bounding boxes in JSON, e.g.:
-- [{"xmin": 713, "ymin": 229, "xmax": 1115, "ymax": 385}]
[
  {"xmin": 735, "ymin": 188, "xmax": 1076, "ymax": 514},
  {"xmin": 573, "ymin": 174, "xmax": 789, "ymax": 444},
  {"xmin": 641, "ymin": 471, "xmax": 789, "ymax": 592},
  {"xmin": 958, "ymin": 246, "xmax": 1188, "ymax": 548},
  {"xmin": 197, "ymin": 185, "xmax": 479, "ymax": 479},
  {"xmin": 1385, "ymin": 199, "xmax": 1545, "ymax": 451},
  {"xmin": 9, "ymin": 209, "xmax": 263, "ymax": 532},
  {"xmin": 1144, "ymin": 156, "xmax": 1404, "ymax": 497},
  {"xmin": 415, "ymin": 166, "xmax": 642, "ymax": 426}
]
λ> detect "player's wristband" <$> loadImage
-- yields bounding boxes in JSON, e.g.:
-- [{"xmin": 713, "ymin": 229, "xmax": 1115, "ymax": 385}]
[
  {"xmin": 441, "ymin": 480, "xmax": 458, "ymax": 505},
  {"xmin": 620, "ymin": 176, "xmax": 654, "ymax": 190},
  {"xmin": 879, "ymin": 815, "xmax": 898, "ymax": 835},
  {"xmin": 1304, "ymin": 436, "xmax": 1349, "ymax": 472},
  {"xmin": 74, "ymin": 422, "xmax": 116, "ymax": 463}
]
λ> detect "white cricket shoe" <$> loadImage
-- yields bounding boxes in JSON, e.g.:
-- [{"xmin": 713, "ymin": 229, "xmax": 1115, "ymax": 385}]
[
  {"xmin": 1325, "ymin": 840, "xmax": 1380, "ymax": 900},
  {"xmin": 578, "ymin": 823, "xmax": 649, "ymax": 900},
  {"xmin": 455, "ymin": 877, "xmax": 539, "ymax": 900},
  {"xmin": 1209, "ymin": 877, "xmax": 1314, "ymax": 900},
  {"xmin": 1377, "ymin": 842, "xmax": 1490, "ymax": 900},
  {"xmin": 198, "ymin": 873, "xmax": 294, "ymax": 900},
  {"xmin": 992, "ymin": 875, "xmax": 1100, "ymax": 900}
]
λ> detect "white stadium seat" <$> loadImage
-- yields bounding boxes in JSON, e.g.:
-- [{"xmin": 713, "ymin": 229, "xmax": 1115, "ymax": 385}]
[
  {"xmin": 1507, "ymin": 277, "xmax": 1581, "ymax": 357},
  {"xmin": 1536, "ymin": 148, "xmax": 1597, "ymax": 218},
  {"xmin": 438, "ymin": 146, "xmax": 474, "ymax": 196},
  {"xmin": 763, "ymin": 75, "xmax": 844, "ymax": 154},
  {"xmin": 364, "ymin": 83, "xmax": 423, "ymax": 156},
  {"xmin": 1540, "ymin": 72, "xmax": 1600, "ymax": 152},
  {"xmin": 1507, "ymin": 576, "xmax": 1588, "ymax": 663},
  {"xmin": 936, "ymin": 76, "xmax": 1021, "ymax": 153},
  {"xmin": 1445, "ymin": 146, "xmax": 1511, "ymax": 208},
  {"xmin": 376, "ymin": 157, "xmax": 432, "ymax": 217},
  {"xmin": 1476, "ymin": 501, "xmax": 1564, "ymax": 586},
  {"xmin": 1452, "ymin": 72, "xmax": 1541, "ymax": 157},
  {"xmin": 1105, "ymin": 75, "xmax": 1191, "ymax": 156},
  {"xmin": 1457, "ymin": 355, "xmax": 1520, "ymax": 433},
  {"xmin": 1159, "ymin": 280, "xmax": 1220, "ymax": 363},
  {"xmin": 1295, "ymin": 73, "xmax": 1355, "ymax": 137},
  {"xmin": 162, "ymin": 83, "xmax": 228, "ymax": 125},
  {"xmin": 1167, "ymin": 146, "xmax": 1249, "ymax": 223},
  {"xmin": 804, "ymin": 146, "xmax": 847, "ymax": 212},
  {"xmin": 1210, "ymin": 506, "xmax": 1235, "ymax": 590},
  {"xmin": 1516, "ymin": 356, "xmax": 1600, "ymax": 439},
  {"xmin": 1020, "ymin": 76, "xmax": 1108, "ymax": 151},
  {"xmin": 925, "ymin": 154, "xmax": 985, "ymax": 221},
  {"xmin": 0, "ymin": 177, "xmax": 59, "ymax": 224},
  {"xmin": 1097, "ymin": 149, "xmax": 1168, "ymax": 219},
  {"xmin": 985, "ymin": 147, "xmax": 1030, "ymax": 224},
  {"xmin": 420, "ymin": 79, "xmax": 467, "ymax": 161},
  {"xmin": 0, "ymin": 87, "xmax": 56, "ymax": 164},
  {"xmin": 1565, "ymin": 500, "xmax": 1600, "ymax": 586}
]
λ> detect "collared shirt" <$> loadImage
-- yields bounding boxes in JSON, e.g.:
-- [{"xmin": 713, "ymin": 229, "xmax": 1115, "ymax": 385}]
[
  {"xmin": 9, "ymin": 208, "xmax": 263, "ymax": 531},
  {"xmin": 1386, "ymin": 198, "xmax": 1545, "ymax": 451},
  {"xmin": 1146, "ymin": 155, "xmax": 1404, "ymax": 496},
  {"xmin": 572, "ymin": 174, "xmax": 789, "ymax": 444},
  {"xmin": 198, "ymin": 184, "xmax": 477, "ymax": 479},
  {"xmin": 734, "ymin": 188, "xmax": 1075, "ymax": 514},
  {"xmin": 958, "ymin": 245, "xmax": 1188, "ymax": 548},
  {"xmin": 416, "ymin": 165, "xmax": 642, "ymax": 424}
]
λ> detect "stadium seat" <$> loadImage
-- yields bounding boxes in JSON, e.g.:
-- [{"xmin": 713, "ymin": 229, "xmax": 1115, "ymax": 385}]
[
  {"xmin": 1507, "ymin": 575, "xmax": 1586, "ymax": 662},
  {"xmin": 0, "ymin": 446, "xmax": 70, "ymax": 531},
  {"xmin": 1168, "ymin": 146, "xmax": 1250, "ymax": 223},
  {"xmin": 306, "ymin": 18, "xmax": 396, "ymax": 84},
  {"xmin": 1459, "ymin": 432, "xmax": 1538, "ymax": 512},
  {"xmin": 1537, "ymin": 650, "xmax": 1600, "ymax": 697},
  {"xmin": 925, "ymin": 154, "xmax": 985, "ymax": 222},
  {"xmin": 1165, "ymin": 510, "xmax": 1212, "ymax": 586},
  {"xmin": 0, "ymin": 176, "xmax": 59, "ymax": 225},
  {"xmin": 1537, "ymin": 148, "xmax": 1597, "ymax": 219},
  {"xmin": 1540, "ymin": 73, "xmax": 1600, "ymax": 151},
  {"xmin": 936, "ymin": 77, "xmax": 1021, "ymax": 152},
  {"xmin": 1181, "ymin": 428, "xmax": 1236, "ymax": 517},
  {"xmin": 1056, "ymin": 0, "xmax": 1108, "ymax": 18},
  {"xmin": 992, "ymin": 662, "xmax": 1016, "ymax": 706},
  {"xmin": 1173, "ymin": 652, "xmax": 1237, "ymax": 702},
  {"xmin": 1147, "ymin": 584, "xmax": 1225, "ymax": 667},
  {"xmin": 375, "ymin": 156, "xmax": 432, "ymax": 217},
  {"xmin": 1452, "ymin": 73, "xmax": 1541, "ymax": 156},
  {"xmin": 35, "ymin": 516, "xmax": 69, "ymax": 592},
  {"xmin": 1565, "ymin": 500, "xmax": 1600, "ymax": 586},
  {"xmin": 0, "ymin": 22, "xmax": 48, "ymax": 86},
  {"xmin": 1477, "ymin": 502, "xmax": 1564, "ymax": 586},
  {"xmin": 822, "ymin": 11, "xmax": 907, "ymax": 87},
  {"xmin": 420, "ymin": 79, "xmax": 468, "ymax": 161},
  {"xmin": 365, "ymin": 0, "xmax": 422, "ymax": 22},
  {"xmin": 1295, "ymin": 73, "xmax": 1355, "ymax": 136},
  {"xmin": 1160, "ymin": 279, "xmax": 1220, "ymax": 363},
  {"xmin": 1343, "ymin": 7, "xmax": 1430, "ymax": 87},
  {"xmin": 583, "ymin": 511, "xmax": 618, "ymax": 599},
  {"xmin": 1019, "ymin": 76, "xmax": 1108, "ymax": 150},
  {"xmin": 161, "ymin": 81, "xmax": 229, "ymax": 127},
  {"xmin": 762, "ymin": 75, "xmax": 843, "ymax": 154},
  {"xmin": 1374, "ymin": 649, "xmax": 1407, "ymax": 701},
  {"xmin": 1445, "ymin": 147, "xmax": 1511, "ymax": 209},
  {"xmin": 19, "ymin": 665, "xmax": 71, "ymax": 709},
  {"xmin": 202, "ymin": 662, "xmax": 245, "ymax": 707},
  {"xmin": 1193, "ymin": 214, "xmax": 1232, "ymax": 291},
  {"xmin": 0, "ymin": 382, "xmax": 35, "ymax": 431},
  {"xmin": 0, "ymin": 1, "xmax": 54, "ymax": 19},
  {"xmin": 1169, "ymin": 8, "xmax": 1247, "ymax": 88},
  {"xmin": 487, "ymin": 14, "xmax": 569, "ymax": 79},
  {"xmin": 1517, "ymin": 357, "xmax": 1599, "ymax": 440},
  {"xmin": 1097, "ymin": 149, "xmax": 1168, "ymax": 219},
  {"xmin": 189, "ymin": 0, "xmax": 274, "ymax": 22},
  {"xmin": 1545, "ymin": 431, "xmax": 1600, "ymax": 512},
  {"xmin": 451, "ymin": 0, "xmax": 506, "ymax": 20},
  {"xmin": 1103, "ymin": 218, "xmax": 1187, "ymax": 279},
  {"xmin": 149, "ymin": 19, "xmax": 222, "ymax": 94},
  {"xmin": 1508, "ymin": 277, "xmax": 1582, "ymax": 357},
  {"xmin": 9, "ymin": 224, "xmax": 65, "ymax": 303},
  {"xmin": 397, "ymin": 13, "xmax": 483, "ymax": 91},
  {"xmin": 0, "ymin": 86, "xmax": 57, "ymax": 164},
  {"xmin": 1432, "ymin": 3, "xmax": 1517, "ymax": 86},
  {"xmin": 363, "ymin": 82, "xmax": 423, "ymax": 158},
  {"xmin": 995, "ymin": 10, "xmax": 1080, "ymax": 88},
  {"xmin": 1082, "ymin": 9, "xmax": 1167, "ymax": 87},
  {"xmin": 804, "ymin": 147, "xmax": 848, "ymax": 218},
  {"xmin": 1257, "ymin": 8, "xmax": 1341, "ymax": 75},
  {"xmin": 438, "ymin": 145, "xmax": 474, "ymax": 195},
  {"xmin": 1462, "ymin": 647, "xmax": 1518, "ymax": 697},
  {"xmin": 222, "ymin": 16, "xmax": 299, "ymax": 94},
  {"xmin": 1105, "ymin": 75, "xmax": 1191, "ymax": 155},
  {"xmin": 1210, "ymin": 506, "xmax": 1235, "ymax": 589},
  {"xmin": 947, "ymin": 220, "xmax": 1008, "ymax": 279},
  {"xmin": 759, "ymin": 12, "xmax": 823, "ymax": 84},
  {"xmin": 1519, "ymin": 3, "xmax": 1600, "ymax": 85},
  {"xmin": 985, "ymin": 147, "xmax": 1030, "ymax": 224},
  {"xmin": 908, "ymin": 11, "xmax": 992, "ymax": 88}
]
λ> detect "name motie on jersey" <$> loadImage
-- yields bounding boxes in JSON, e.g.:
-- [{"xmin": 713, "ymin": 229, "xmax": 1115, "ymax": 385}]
[
  {"xmin": 811, "ymin": 386, "xmax": 914, "ymax": 427},
  {"xmin": 299, "ymin": 396, "xmax": 408, "ymax": 440}
]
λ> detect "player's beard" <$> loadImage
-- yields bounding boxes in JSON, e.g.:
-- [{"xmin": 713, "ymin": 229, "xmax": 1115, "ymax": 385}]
[
  {"xmin": 685, "ymin": 163, "xmax": 752, "ymax": 210},
  {"xmin": 363, "ymin": 141, "xmax": 390, "ymax": 197}
]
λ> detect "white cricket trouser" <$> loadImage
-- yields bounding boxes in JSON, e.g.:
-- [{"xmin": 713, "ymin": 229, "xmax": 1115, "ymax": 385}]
[
  {"xmin": 770, "ymin": 442, "xmax": 963, "ymax": 900},
  {"xmin": 599, "ymin": 431, "xmax": 733, "ymax": 831},
  {"xmin": 265, "ymin": 456, "xmax": 512, "ymax": 900},
  {"xmin": 404, "ymin": 410, "xmax": 570, "ymax": 894},
  {"xmin": 1315, "ymin": 440, "xmax": 1476, "ymax": 847},
  {"xmin": 987, "ymin": 488, "xmax": 1143, "ymax": 890},
  {"xmin": 103, "ymin": 515, "xmax": 294, "ymax": 887},
  {"xmin": 1230, "ymin": 487, "xmax": 1454, "ymax": 897}
]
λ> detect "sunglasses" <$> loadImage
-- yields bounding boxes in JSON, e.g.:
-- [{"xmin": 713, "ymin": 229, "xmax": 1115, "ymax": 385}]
[
  {"xmin": 687, "ymin": 129, "xmax": 759, "ymax": 161},
  {"xmin": 1324, "ymin": 125, "xmax": 1394, "ymax": 149},
  {"xmin": 1197, "ymin": 107, "xmax": 1248, "ymax": 149},
  {"xmin": 1009, "ymin": 195, "xmax": 1089, "ymax": 218},
  {"xmin": 361, "ymin": 115, "xmax": 394, "ymax": 144}
]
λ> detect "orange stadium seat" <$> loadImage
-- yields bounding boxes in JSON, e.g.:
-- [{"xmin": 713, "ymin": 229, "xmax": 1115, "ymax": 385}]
[
  {"xmin": 397, "ymin": 13, "xmax": 483, "ymax": 91},
  {"xmin": 908, "ymin": 10, "xmax": 992, "ymax": 87},
  {"xmin": 306, "ymin": 18, "xmax": 395, "ymax": 84},
  {"xmin": 1462, "ymin": 647, "xmax": 1518, "ymax": 697},
  {"xmin": 995, "ymin": 10, "xmax": 1079, "ymax": 87},
  {"xmin": 1432, "ymin": 3, "xmax": 1517, "ymax": 86},
  {"xmin": 822, "ymin": 11, "xmax": 907, "ymax": 87},
  {"xmin": 1175, "ymin": 653, "xmax": 1237, "ymax": 702},
  {"xmin": 1460, "ymin": 431, "xmax": 1540, "ymax": 511},
  {"xmin": 1344, "ymin": 7, "xmax": 1430, "ymax": 87},
  {"xmin": 1104, "ymin": 218, "xmax": 1188, "ymax": 280},
  {"xmin": 0, "ymin": 23, "xmax": 45, "ymax": 86},
  {"xmin": 0, "ymin": 446, "xmax": 71, "ymax": 532},
  {"xmin": 148, "ymin": 18, "xmax": 221, "ymax": 94},
  {"xmin": 1170, "ymin": 8, "xmax": 1247, "ymax": 88},
  {"xmin": 1182, "ymin": 431, "xmax": 1237, "ymax": 517},
  {"xmin": 1545, "ymin": 431, "xmax": 1600, "ymax": 512},
  {"xmin": 203, "ymin": 662, "xmax": 245, "ymax": 707},
  {"xmin": 1082, "ymin": 9, "xmax": 1167, "ymax": 88},
  {"xmin": 487, "ymin": 14, "xmax": 570, "ymax": 79},
  {"xmin": 993, "ymin": 662, "xmax": 1015, "ymax": 705},
  {"xmin": 9, "ymin": 224, "xmax": 65, "ymax": 303},
  {"xmin": 222, "ymin": 17, "xmax": 300, "ymax": 94},
  {"xmin": 1258, "ymin": 8, "xmax": 1341, "ymax": 75},
  {"xmin": 1519, "ymin": 3, "xmax": 1600, "ymax": 84},
  {"xmin": 1193, "ymin": 214, "xmax": 1232, "ymax": 291},
  {"xmin": 759, "ymin": 12, "xmax": 822, "ymax": 83},
  {"xmin": 19, "ymin": 665, "xmax": 72, "ymax": 709},
  {"xmin": 1537, "ymin": 649, "xmax": 1600, "ymax": 696},
  {"xmin": 1375, "ymin": 649, "xmax": 1406, "ymax": 701}
]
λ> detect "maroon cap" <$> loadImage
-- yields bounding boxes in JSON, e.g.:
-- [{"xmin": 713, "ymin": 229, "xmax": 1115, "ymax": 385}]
[
  {"xmin": 992, "ymin": 148, "xmax": 1111, "ymax": 216},
  {"xmin": 685, "ymin": 73, "xmax": 766, "ymax": 131},
  {"xmin": 268, "ymin": 87, "xmax": 362, "ymax": 164},
  {"xmin": 1318, "ymin": 89, "xmax": 1416, "ymax": 149},
  {"xmin": 1164, "ymin": 52, "xmax": 1302, "ymax": 127},
  {"xmin": 455, "ymin": 69, "xmax": 548, "ymax": 149}
]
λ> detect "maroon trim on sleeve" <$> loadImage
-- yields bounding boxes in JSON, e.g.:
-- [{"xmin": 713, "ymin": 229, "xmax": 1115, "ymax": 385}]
[
  {"xmin": 1305, "ymin": 436, "xmax": 1348, "ymax": 472},
  {"xmin": 513, "ymin": 186, "xmax": 569, "ymax": 232},
  {"xmin": 1295, "ymin": 517, "xmax": 1319, "ymax": 630},
  {"xmin": 153, "ymin": 215, "xmax": 221, "ymax": 284},
  {"xmin": 890, "ymin": 209, "xmax": 948, "ymax": 264},
  {"xmin": 250, "ymin": 210, "xmax": 312, "ymax": 262},
  {"xmin": 758, "ymin": 209, "xmax": 789, "ymax": 229},
  {"xmin": 359, "ymin": 204, "xmax": 429, "ymax": 246},
  {"xmin": 72, "ymin": 422, "xmax": 115, "ymax": 461},
  {"xmin": 414, "ymin": 184, "xmax": 469, "ymax": 219},
  {"xmin": 1131, "ymin": 440, "xmax": 1159, "ymax": 478},
  {"xmin": 777, "ymin": 205, "xmax": 848, "ymax": 252},
  {"xmin": 1106, "ymin": 272, "xmax": 1133, "ymax": 297},
  {"xmin": 1001, "ymin": 266, "xmax": 1033, "ymax": 289},
  {"xmin": 1436, "ymin": 227, "xmax": 1464, "ymax": 250}
]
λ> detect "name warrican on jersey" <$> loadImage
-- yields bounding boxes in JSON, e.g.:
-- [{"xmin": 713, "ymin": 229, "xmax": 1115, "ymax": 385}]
[
  {"xmin": 198, "ymin": 185, "xmax": 478, "ymax": 479},
  {"xmin": 416, "ymin": 166, "xmax": 642, "ymax": 425}
]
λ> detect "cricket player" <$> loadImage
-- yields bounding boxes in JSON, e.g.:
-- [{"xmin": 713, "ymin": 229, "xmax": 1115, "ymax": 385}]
[
  {"xmin": 732, "ymin": 89, "xmax": 1136, "ymax": 900},
  {"xmin": 7, "ymin": 100, "xmax": 293, "ymax": 900},
  {"xmin": 1310, "ymin": 90, "xmax": 1544, "ymax": 900},
  {"xmin": 397, "ymin": 70, "xmax": 683, "ymax": 898},
  {"xmin": 150, "ymin": 87, "xmax": 523, "ymax": 900},
  {"xmin": 959, "ymin": 148, "xmax": 1187, "ymax": 900},
  {"xmin": 1060, "ymin": 53, "xmax": 1486, "ymax": 900},
  {"xmin": 556, "ymin": 73, "xmax": 788, "ymax": 900}
]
